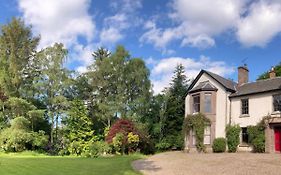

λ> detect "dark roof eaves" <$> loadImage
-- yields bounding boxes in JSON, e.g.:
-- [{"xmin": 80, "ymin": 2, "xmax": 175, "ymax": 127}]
[
  {"xmin": 229, "ymin": 89, "xmax": 281, "ymax": 98},
  {"xmin": 187, "ymin": 70, "xmax": 236, "ymax": 93},
  {"xmin": 203, "ymin": 70, "xmax": 236, "ymax": 92}
]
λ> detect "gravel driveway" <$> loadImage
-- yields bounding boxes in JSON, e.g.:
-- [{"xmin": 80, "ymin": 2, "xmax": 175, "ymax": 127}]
[{"xmin": 132, "ymin": 151, "xmax": 281, "ymax": 175}]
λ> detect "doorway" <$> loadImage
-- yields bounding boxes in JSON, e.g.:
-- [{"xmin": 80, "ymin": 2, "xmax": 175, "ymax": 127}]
[{"xmin": 274, "ymin": 127, "xmax": 281, "ymax": 152}]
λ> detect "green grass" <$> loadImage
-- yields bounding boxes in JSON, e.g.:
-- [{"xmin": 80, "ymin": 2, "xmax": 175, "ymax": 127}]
[{"xmin": 0, "ymin": 152, "xmax": 144, "ymax": 175}]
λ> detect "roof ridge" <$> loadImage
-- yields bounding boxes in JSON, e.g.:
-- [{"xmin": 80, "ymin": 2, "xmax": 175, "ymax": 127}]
[
  {"xmin": 204, "ymin": 70, "xmax": 237, "ymax": 84},
  {"xmin": 240, "ymin": 76, "xmax": 281, "ymax": 86}
]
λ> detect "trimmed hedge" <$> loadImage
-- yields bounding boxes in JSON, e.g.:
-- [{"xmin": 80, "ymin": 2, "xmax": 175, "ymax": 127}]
[{"xmin": 212, "ymin": 138, "xmax": 226, "ymax": 153}]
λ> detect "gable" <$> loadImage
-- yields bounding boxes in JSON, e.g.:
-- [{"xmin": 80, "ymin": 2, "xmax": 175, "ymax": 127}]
[{"xmin": 188, "ymin": 70, "xmax": 237, "ymax": 94}]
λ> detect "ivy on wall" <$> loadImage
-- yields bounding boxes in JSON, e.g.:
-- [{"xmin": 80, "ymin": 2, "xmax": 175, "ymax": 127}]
[{"xmin": 183, "ymin": 113, "xmax": 210, "ymax": 152}]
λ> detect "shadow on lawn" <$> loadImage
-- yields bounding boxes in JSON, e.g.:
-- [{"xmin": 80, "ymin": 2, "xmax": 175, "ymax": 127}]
[{"xmin": 132, "ymin": 159, "xmax": 161, "ymax": 173}]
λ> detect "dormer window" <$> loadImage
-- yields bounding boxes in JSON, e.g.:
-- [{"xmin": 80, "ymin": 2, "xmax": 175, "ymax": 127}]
[
  {"xmin": 193, "ymin": 95, "xmax": 200, "ymax": 113},
  {"xmin": 273, "ymin": 94, "xmax": 281, "ymax": 112}
]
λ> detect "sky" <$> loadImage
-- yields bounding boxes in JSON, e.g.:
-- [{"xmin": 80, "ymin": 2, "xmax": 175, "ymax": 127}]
[{"xmin": 0, "ymin": 0, "xmax": 281, "ymax": 94}]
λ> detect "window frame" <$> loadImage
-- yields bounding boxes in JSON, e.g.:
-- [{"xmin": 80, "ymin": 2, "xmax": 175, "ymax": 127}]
[
  {"xmin": 203, "ymin": 125, "xmax": 211, "ymax": 145},
  {"xmin": 204, "ymin": 93, "xmax": 212, "ymax": 113},
  {"xmin": 193, "ymin": 94, "xmax": 200, "ymax": 113},
  {"xmin": 241, "ymin": 98, "xmax": 249, "ymax": 115},
  {"xmin": 273, "ymin": 94, "xmax": 281, "ymax": 112}
]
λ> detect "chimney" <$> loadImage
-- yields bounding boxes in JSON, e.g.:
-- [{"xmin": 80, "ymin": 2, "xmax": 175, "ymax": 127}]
[
  {"xmin": 238, "ymin": 64, "xmax": 249, "ymax": 86},
  {"xmin": 269, "ymin": 67, "xmax": 276, "ymax": 79}
]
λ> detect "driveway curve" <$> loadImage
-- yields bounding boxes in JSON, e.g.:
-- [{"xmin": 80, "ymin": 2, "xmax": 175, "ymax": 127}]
[{"xmin": 132, "ymin": 151, "xmax": 281, "ymax": 175}]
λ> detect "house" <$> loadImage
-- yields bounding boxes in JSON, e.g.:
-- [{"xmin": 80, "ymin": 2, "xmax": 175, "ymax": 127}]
[{"xmin": 184, "ymin": 65, "xmax": 281, "ymax": 153}]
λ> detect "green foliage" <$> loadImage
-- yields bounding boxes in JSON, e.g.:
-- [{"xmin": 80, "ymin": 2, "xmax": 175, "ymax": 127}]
[
  {"xmin": 155, "ymin": 139, "xmax": 172, "ymax": 151},
  {"xmin": 159, "ymin": 64, "xmax": 189, "ymax": 151},
  {"xmin": 113, "ymin": 133, "xmax": 125, "ymax": 154},
  {"xmin": 0, "ymin": 117, "xmax": 48, "ymax": 152},
  {"xmin": 87, "ymin": 45, "xmax": 151, "ymax": 125},
  {"xmin": 127, "ymin": 132, "xmax": 140, "ymax": 153},
  {"xmin": 251, "ymin": 134, "xmax": 265, "ymax": 153},
  {"xmin": 184, "ymin": 113, "xmax": 210, "ymax": 152},
  {"xmin": 64, "ymin": 100, "xmax": 96, "ymax": 156},
  {"xmin": 0, "ymin": 18, "xmax": 40, "ymax": 97},
  {"xmin": 226, "ymin": 124, "xmax": 241, "ymax": 152},
  {"xmin": 247, "ymin": 119, "xmax": 266, "ymax": 153},
  {"xmin": 4, "ymin": 97, "xmax": 36, "ymax": 122},
  {"xmin": 36, "ymin": 43, "xmax": 70, "ymax": 146},
  {"xmin": 86, "ymin": 141, "xmax": 112, "ymax": 158},
  {"xmin": 212, "ymin": 138, "xmax": 226, "ymax": 153}
]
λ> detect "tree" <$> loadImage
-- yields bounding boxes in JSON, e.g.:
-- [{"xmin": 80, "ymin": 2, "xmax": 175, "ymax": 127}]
[
  {"xmin": 161, "ymin": 64, "xmax": 189, "ymax": 149},
  {"xmin": 88, "ymin": 46, "xmax": 151, "ymax": 127},
  {"xmin": 36, "ymin": 43, "xmax": 70, "ymax": 146},
  {"xmin": 64, "ymin": 100, "xmax": 95, "ymax": 155},
  {"xmin": 257, "ymin": 62, "xmax": 281, "ymax": 80},
  {"xmin": 0, "ymin": 18, "xmax": 40, "ymax": 97},
  {"xmin": 0, "ymin": 117, "xmax": 48, "ymax": 152},
  {"xmin": 92, "ymin": 47, "xmax": 111, "ymax": 61}
]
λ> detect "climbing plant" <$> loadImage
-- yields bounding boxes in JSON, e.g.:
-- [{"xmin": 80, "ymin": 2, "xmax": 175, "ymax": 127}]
[
  {"xmin": 183, "ymin": 113, "xmax": 210, "ymax": 152},
  {"xmin": 226, "ymin": 124, "xmax": 240, "ymax": 152}
]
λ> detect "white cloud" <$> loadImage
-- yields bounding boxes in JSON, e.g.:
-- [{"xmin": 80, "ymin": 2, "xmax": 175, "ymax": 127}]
[
  {"xmin": 141, "ymin": 0, "xmax": 245, "ymax": 50},
  {"xmin": 151, "ymin": 56, "xmax": 235, "ymax": 94},
  {"xmin": 18, "ymin": 0, "xmax": 95, "ymax": 48},
  {"xmin": 18, "ymin": 0, "xmax": 96, "ymax": 73},
  {"xmin": 237, "ymin": 1, "xmax": 281, "ymax": 47},
  {"xmin": 141, "ymin": 0, "xmax": 281, "ymax": 50},
  {"xmin": 100, "ymin": 0, "xmax": 142, "ymax": 45}
]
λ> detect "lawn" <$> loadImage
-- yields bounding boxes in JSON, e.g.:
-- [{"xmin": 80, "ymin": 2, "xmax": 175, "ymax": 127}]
[{"xmin": 0, "ymin": 152, "xmax": 143, "ymax": 175}]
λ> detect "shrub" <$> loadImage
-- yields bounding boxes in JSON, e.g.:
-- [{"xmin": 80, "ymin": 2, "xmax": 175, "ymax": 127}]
[
  {"xmin": 106, "ymin": 119, "xmax": 141, "ymax": 154},
  {"xmin": 0, "ymin": 117, "xmax": 48, "ymax": 152},
  {"xmin": 226, "ymin": 124, "xmax": 240, "ymax": 152},
  {"xmin": 212, "ymin": 138, "xmax": 226, "ymax": 153},
  {"xmin": 155, "ymin": 139, "xmax": 172, "ymax": 151},
  {"xmin": 247, "ymin": 124, "xmax": 265, "ymax": 153},
  {"xmin": 112, "ymin": 132, "xmax": 125, "ymax": 154},
  {"xmin": 86, "ymin": 141, "xmax": 112, "ymax": 158},
  {"xmin": 252, "ymin": 134, "xmax": 265, "ymax": 153},
  {"xmin": 127, "ymin": 132, "xmax": 139, "ymax": 153},
  {"xmin": 106, "ymin": 119, "xmax": 138, "ymax": 143}
]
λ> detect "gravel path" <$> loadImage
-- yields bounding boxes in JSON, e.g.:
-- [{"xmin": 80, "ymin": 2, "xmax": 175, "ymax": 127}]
[{"xmin": 132, "ymin": 151, "xmax": 281, "ymax": 175}]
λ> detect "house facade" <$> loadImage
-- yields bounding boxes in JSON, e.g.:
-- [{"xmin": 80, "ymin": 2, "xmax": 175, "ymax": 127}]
[{"xmin": 184, "ymin": 65, "xmax": 281, "ymax": 153}]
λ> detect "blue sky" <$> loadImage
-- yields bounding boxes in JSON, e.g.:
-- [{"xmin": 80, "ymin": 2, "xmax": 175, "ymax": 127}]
[{"xmin": 0, "ymin": 0, "xmax": 281, "ymax": 93}]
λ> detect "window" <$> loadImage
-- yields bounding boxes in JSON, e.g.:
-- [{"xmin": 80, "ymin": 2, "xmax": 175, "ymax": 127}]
[
  {"xmin": 204, "ymin": 125, "xmax": 211, "ymax": 145},
  {"xmin": 241, "ymin": 99, "xmax": 249, "ymax": 115},
  {"xmin": 204, "ymin": 93, "xmax": 212, "ymax": 113},
  {"xmin": 241, "ymin": 127, "xmax": 249, "ymax": 144},
  {"xmin": 273, "ymin": 94, "xmax": 281, "ymax": 112},
  {"xmin": 193, "ymin": 95, "xmax": 200, "ymax": 113},
  {"xmin": 192, "ymin": 130, "xmax": 196, "ymax": 145}
]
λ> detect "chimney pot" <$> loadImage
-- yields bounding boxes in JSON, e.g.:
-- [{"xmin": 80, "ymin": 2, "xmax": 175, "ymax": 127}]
[
  {"xmin": 238, "ymin": 65, "xmax": 249, "ymax": 86},
  {"xmin": 269, "ymin": 67, "xmax": 276, "ymax": 79}
]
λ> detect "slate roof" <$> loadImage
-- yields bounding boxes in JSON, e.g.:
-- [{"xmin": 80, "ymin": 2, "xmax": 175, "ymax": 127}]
[
  {"xmin": 189, "ymin": 81, "xmax": 218, "ymax": 93},
  {"xmin": 187, "ymin": 70, "xmax": 237, "ymax": 93},
  {"xmin": 204, "ymin": 71, "xmax": 237, "ymax": 92},
  {"xmin": 229, "ymin": 77, "xmax": 281, "ymax": 98}
]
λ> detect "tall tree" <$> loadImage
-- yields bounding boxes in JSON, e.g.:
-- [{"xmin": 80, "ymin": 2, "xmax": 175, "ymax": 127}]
[
  {"xmin": 36, "ymin": 43, "xmax": 69, "ymax": 146},
  {"xmin": 0, "ymin": 18, "xmax": 40, "ymax": 97},
  {"xmin": 161, "ymin": 64, "xmax": 189, "ymax": 149},
  {"xmin": 64, "ymin": 100, "xmax": 95, "ymax": 155},
  {"xmin": 88, "ymin": 46, "xmax": 151, "ymax": 128}
]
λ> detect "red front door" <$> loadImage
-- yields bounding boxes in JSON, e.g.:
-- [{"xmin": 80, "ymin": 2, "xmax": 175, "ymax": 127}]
[{"xmin": 274, "ymin": 128, "xmax": 281, "ymax": 152}]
